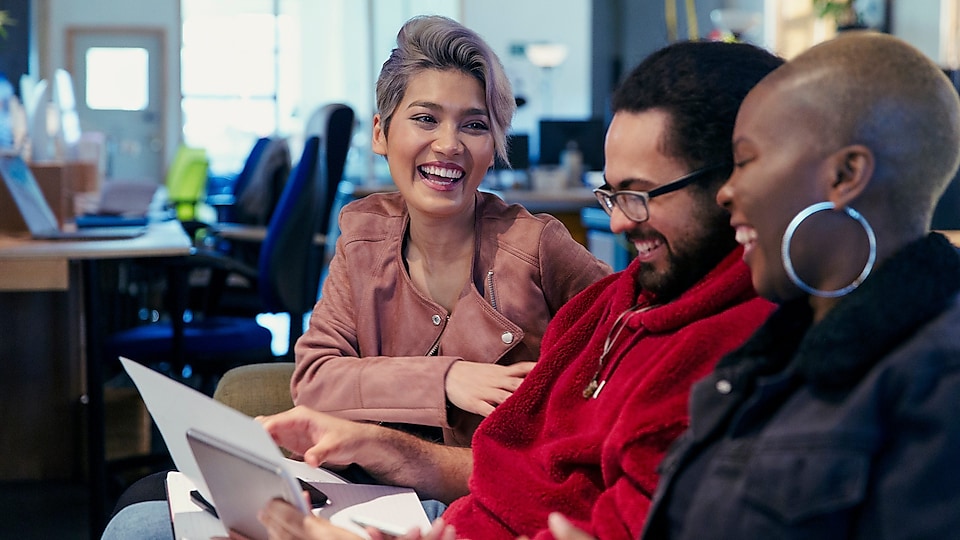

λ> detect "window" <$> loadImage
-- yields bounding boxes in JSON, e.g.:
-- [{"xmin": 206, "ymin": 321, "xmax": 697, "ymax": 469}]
[
  {"xmin": 181, "ymin": 0, "xmax": 300, "ymax": 175},
  {"xmin": 85, "ymin": 47, "xmax": 149, "ymax": 111},
  {"xmin": 180, "ymin": 0, "xmax": 459, "ymax": 178}
]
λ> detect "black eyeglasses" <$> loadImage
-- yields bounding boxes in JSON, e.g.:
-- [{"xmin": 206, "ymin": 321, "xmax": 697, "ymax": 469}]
[{"xmin": 593, "ymin": 164, "xmax": 728, "ymax": 223}]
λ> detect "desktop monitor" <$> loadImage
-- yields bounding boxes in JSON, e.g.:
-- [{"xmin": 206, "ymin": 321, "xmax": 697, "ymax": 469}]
[
  {"xmin": 495, "ymin": 133, "xmax": 530, "ymax": 170},
  {"xmin": 537, "ymin": 119, "xmax": 605, "ymax": 171}
]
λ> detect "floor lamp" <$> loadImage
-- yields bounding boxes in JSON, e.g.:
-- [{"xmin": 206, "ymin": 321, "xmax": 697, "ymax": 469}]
[{"xmin": 525, "ymin": 42, "xmax": 568, "ymax": 118}]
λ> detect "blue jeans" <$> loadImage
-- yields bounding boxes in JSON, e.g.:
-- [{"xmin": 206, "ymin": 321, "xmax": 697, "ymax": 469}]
[
  {"xmin": 100, "ymin": 498, "xmax": 448, "ymax": 539},
  {"xmin": 100, "ymin": 501, "xmax": 173, "ymax": 540}
]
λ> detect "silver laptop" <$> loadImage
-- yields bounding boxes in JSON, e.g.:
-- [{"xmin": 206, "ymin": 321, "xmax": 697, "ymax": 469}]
[{"xmin": 0, "ymin": 154, "xmax": 146, "ymax": 240}]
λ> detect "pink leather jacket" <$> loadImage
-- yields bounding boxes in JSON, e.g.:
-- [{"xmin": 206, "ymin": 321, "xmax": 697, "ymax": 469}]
[{"xmin": 292, "ymin": 191, "xmax": 612, "ymax": 446}]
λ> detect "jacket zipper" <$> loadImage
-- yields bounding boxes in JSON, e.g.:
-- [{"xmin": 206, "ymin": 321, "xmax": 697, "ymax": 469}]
[
  {"xmin": 486, "ymin": 270, "xmax": 498, "ymax": 311},
  {"xmin": 427, "ymin": 271, "xmax": 497, "ymax": 356},
  {"xmin": 426, "ymin": 315, "xmax": 449, "ymax": 356}
]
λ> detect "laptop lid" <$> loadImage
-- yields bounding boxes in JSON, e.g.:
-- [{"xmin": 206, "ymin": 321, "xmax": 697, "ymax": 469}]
[
  {"xmin": 0, "ymin": 154, "xmax": 147, "ymax": 240},
  {"xmin": 0, "ymin": 154, "xmax": 63, "ymax": 236},
  {"xmin": 119, "ymin": 357, "xmax": 291, "ymax": 499}
]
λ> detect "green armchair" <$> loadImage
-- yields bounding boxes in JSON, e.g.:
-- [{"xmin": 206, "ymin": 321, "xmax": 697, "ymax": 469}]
[{"xmin": 212, "ymin": 362, "xmax": 296, "ymax": 417}]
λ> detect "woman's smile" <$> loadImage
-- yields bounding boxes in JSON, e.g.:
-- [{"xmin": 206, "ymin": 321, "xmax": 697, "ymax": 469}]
[{"xmin": 418, "ymin": 162, "xmax": 466, "ymax": 191}]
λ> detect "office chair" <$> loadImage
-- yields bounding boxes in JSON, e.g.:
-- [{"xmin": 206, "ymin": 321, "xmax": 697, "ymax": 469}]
[
  {"xmin": 221, "ymin": 136, "xmax": 292, "ymax": 227},
  {"xmin": 198, "ymin": 136, "xmax": 292, "ymax": 311},
  {"xmin": 164, "ymin": 145, "xmax": 210, "ymax": 222},
  {"xmin": 201, "ymin": 104, "xmax": 353, "ymax": 324},
  {"xmin": 107, "ymin": 103, "xmax": 355, "ymax": 390}
]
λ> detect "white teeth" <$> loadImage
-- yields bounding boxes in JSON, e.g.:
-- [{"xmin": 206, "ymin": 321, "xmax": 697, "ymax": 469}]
[
  {"xmin": 735, "ymin": 227, "xmax": 757, "ymax": 245},
  {"xmin": 420, "ymin": 165, "xmax": 463, "ymax": 179},
  {"xmin": 634, "ymin": 239, "xmax": 661, "ymax": 254}
]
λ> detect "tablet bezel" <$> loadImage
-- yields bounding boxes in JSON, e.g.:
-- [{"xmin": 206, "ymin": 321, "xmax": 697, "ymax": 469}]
[{"xmin": 185, "ymin": 427, "xmax": 310, "ymax": 540}]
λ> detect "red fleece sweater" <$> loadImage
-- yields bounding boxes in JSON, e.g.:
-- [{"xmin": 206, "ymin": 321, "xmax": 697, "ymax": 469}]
[{"xmin": 442, "ymin": 248, "xmax": 775, "ymax": 539}]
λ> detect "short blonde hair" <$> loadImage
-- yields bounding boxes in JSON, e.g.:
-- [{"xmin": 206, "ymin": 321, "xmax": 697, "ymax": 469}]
[{"xmin": 375, "ymin": 15, "xmax": 515, "ymax": 165}]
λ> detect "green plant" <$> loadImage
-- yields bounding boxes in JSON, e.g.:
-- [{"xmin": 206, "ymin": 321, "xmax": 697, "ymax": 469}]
[
  {"xmin": 0, "ymin": 10, "xmax": 15, "ymax": 40},
  {"xmin": 812, "ymin": 0, "xmax": 861, "ymax": 27}
]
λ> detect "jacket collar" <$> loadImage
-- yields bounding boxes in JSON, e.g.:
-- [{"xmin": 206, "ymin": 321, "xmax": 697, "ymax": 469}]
[{"xmin": 718, "ymin": 233, "xmax": 960, "ymax": 392}]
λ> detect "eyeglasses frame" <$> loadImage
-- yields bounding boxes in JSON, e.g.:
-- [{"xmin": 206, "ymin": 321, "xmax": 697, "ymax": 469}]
[{"xmin": 592, "ymin": 163, "xmax": 729, "ymax": 223}]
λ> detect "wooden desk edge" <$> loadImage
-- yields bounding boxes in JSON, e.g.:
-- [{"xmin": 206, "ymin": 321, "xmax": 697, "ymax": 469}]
[{"xmin": 0, "ymin": 220, "xmax": 192, "ymax": 261}]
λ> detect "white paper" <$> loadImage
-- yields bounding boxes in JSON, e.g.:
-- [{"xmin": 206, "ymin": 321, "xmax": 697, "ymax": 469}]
[
  {"xmin": 121, "ymin": 357, "xmax": 285, "ymax": 499},
  {"xmin": 167, "ymin": 471, "xmax": 228, "ymax": 540},
  {"xmin": 122, "ymin": 358, "xmax": 430, "ymax": 540}
]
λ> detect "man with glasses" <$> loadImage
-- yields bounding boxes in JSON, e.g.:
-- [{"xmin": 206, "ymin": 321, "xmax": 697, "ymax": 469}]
[{"xmin": 215, "ymin": 41, "xmax": 783, "ymax": 540}]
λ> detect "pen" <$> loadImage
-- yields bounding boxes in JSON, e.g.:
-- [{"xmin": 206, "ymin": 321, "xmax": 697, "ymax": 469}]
[
  {"xmin": 350, "ymin": 514, "xmax": 409, "ymax": 537},
  {"xmin": 189, "ymin": 489, "xmax": 219, "ymax": 518}
]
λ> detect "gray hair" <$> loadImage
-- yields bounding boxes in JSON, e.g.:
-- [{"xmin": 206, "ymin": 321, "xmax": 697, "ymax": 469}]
[{"xmin": 375, "ymin": 15, "xmax": 515, "ymax": 165}]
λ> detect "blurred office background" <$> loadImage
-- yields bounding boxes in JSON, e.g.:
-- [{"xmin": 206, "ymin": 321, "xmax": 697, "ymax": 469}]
[{"xmin": 2, "ymin": 1, "xmax": 960, "ymax": 538}]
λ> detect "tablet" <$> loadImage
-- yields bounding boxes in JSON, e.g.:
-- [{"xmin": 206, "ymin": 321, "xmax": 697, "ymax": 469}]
[{"xmin": 186, "ymin": 428, "xmax": 311, "ymax": 540}]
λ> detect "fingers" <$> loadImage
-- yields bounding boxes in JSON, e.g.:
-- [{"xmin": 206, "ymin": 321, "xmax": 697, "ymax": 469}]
[
  {"xmin": 407, "ymin": 517, "xmax": 455, "ymax": 540},
  {"xmin": 445, "ymin": 361, "xmax": 538, "ymax": 416},
  {"xmin": 257, "ymin": 407, "xmax": 363, "ymax": 467},
  {"xmin": 507, "ymin": 362, "xmax": 536, "ymax": 376},
  {"xmin": 546, "ymin": 512, "xmax": 595, "ymax": 540},
  {"xmin": 469, "ymin": 400, "xmax": 496, "ymax": 417},
  {"xmin": 258, "ymin": 499, "xmax": 309, "ymax": 540},
  {"xmin": 303, "ymin": 514, "xmax": 366, "ymax": 539}
]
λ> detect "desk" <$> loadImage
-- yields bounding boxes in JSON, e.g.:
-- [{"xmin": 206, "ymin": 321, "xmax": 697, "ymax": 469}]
[{"xmin": 0, "ymin": 220, "xmax": 192, "ymax": 536}]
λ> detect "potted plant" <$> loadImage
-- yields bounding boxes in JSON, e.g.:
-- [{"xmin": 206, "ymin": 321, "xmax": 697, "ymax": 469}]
[
  {"xmin": 813, "ymin": 0, "xmax": 865, "ymax": 30},
  {"xmin": 0, "ymin": 10, "xmax": 14, "ymax": 40}
]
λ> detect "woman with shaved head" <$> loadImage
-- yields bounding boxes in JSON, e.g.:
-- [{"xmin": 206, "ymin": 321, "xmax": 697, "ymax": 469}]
[{"xmin": 632, "ymin": 31, "xmax": 960, "ymax": 540}]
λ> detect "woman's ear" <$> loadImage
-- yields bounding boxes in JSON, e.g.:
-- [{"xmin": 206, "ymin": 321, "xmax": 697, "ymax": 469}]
[
  {"xmin": 828, "ymin": 144, "xmax": 874, "ymax": 207},
  {"xmin": 372, "ymin": 114, "xmax": 388, "ymax": 157}
]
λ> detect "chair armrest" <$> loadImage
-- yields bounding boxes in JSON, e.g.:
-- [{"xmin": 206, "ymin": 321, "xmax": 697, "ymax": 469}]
[
  {"xmin": 210, "ymin": 223, "xmax": 327, "ymax": 246},
  {"xmin": 213, "ymin": 362, "xmax": 295, "ymax": 417},
  {"xmin": 212, "ymin": 223, "xmax": 269, "ymax": 242}
]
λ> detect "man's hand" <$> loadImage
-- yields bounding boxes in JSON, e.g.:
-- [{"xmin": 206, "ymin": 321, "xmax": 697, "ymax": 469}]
[
  {"xmin": 259, "ymin": 406, "xmax": 473, "ymax": 503},
  {"xmin": 365, "ymin": 517, "xmax": 457, "ymax": 540},
  {"xmin": 256, "ymin": 499, "xmax": 363, "ymax": 540},
  {"xmin": 544, "ymin": 513, "xmax": 595, "ymax": 540},
  {"xmin": 515, "ymin": 513, "xmax": 595, "ymax": 540},
  {"xmin": 257, "ymin": 406, "xmax": 378, "ymax": 468},
  {"xmin": 444, "ymin": 361, "xmax": 535, "ymax": 416}
]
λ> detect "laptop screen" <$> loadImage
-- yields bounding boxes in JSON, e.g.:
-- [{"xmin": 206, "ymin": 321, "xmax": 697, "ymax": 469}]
[{"xmin": 0, "ymin": 155, "xmax": 61, "ymax": 235}]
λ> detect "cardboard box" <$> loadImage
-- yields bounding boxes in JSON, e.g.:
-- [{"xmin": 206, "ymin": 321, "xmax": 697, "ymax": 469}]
[{"xmin": 0, "ymin": 160, "xmax": 100, "ymax": 232}]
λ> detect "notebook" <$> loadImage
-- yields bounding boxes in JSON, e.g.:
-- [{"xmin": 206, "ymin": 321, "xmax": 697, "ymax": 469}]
[
  {"xmin": 0, "ymin": 154, "xmax": 146, "ymax": 240},
  {"xmin": 74, "ymin": 180, "xmax": 158, "ymax": 228}
]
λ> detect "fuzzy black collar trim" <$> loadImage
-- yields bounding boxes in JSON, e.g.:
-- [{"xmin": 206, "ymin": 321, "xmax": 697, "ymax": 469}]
[{"xmin": 718, "ymin": 233, "xmax": 960, "ymax": 393}]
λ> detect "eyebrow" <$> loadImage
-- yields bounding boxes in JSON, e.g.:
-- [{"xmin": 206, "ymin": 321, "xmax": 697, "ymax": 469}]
[
  {"xmin": 406, "ymin": 101, "xmax": 488, "ymax": 117},
  {"xmin": 601, "ymin": 175, "xmax": 657, "ymax": 192}
]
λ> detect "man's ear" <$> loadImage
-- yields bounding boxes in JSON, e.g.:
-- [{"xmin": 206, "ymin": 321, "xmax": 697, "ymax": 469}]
[
  {"xmin": 372, "ymin": 114, "xmax": 388, "ymax": 156},
  {"xmin": 828, "ymin": 144, "xmax": 874, "ymax": 207}
]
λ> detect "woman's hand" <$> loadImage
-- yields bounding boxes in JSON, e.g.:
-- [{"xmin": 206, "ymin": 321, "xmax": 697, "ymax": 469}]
[
  {"xmin": 444, "ymin": 361, "xmax": 535, "ymax": 416},
  {"xmin": 257, "ymin": 406, "xmax": 376, "ymax": 468}
]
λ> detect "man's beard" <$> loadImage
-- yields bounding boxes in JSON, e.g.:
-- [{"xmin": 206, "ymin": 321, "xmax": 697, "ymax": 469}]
[{"xmin": 633, "ymin": 207, "xmax": 737, "ymax": 303}]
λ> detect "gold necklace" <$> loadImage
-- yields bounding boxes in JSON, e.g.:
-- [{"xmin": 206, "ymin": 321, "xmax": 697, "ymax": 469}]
[{"xmin": 582, "ymin": 303, "xmax": 653, "ymax": 399}]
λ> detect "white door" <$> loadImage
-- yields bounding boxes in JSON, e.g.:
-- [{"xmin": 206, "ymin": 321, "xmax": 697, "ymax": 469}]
[{"xmin": 68, "ymin": 28, "xmax": 165, "ymax": 182}]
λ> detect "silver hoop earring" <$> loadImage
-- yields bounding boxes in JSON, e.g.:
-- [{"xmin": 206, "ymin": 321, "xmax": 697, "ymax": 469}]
[{"xmin": 780, "ymin": 201, "xmax": 877, "ymax": 298}]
